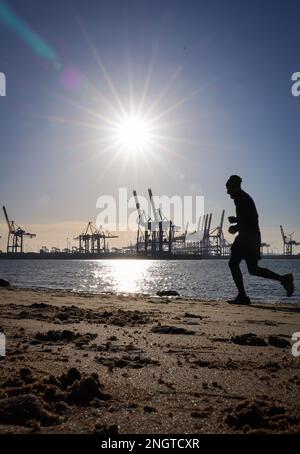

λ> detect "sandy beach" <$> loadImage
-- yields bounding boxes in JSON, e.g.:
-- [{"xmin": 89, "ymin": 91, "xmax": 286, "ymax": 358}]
[{"xmin": 0, "ymin": 287, "xmax": 299, "ymax": 434}]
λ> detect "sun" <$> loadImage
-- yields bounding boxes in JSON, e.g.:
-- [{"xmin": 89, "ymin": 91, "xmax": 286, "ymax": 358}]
[{"xmin": 115, "ymin": 115, "xmax": 152, "ymax": 153}]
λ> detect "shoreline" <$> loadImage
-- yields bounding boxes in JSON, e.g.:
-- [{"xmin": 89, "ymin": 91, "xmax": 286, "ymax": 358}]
[
  {"xmin": 1, "ymin": 285, "xmax": 300, "ymax": 306},
  {"xmin": 0, "ymin": 287, "xmax": 299, "ymax": 434},
  {"xmin": 0, "ymin": 254, "xmax": 300, "ymax": 260}
]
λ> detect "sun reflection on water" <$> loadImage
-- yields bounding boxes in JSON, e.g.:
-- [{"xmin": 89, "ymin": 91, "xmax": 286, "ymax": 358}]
[{"xmin": 92, "ymin": 259, "xmax": 153, "ymax": 294}]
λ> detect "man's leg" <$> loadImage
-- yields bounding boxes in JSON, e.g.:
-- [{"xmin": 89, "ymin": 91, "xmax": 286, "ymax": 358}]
[
  {"xmin": 246, "ymin": 259, "xmax": 294, "ymax": 297},
  {"xmin": 228, "ymin": 255, "xmax": 247, "ymax": 297},
  {"xmin": 246, "ymin": 261, "xmax": 283, "ymax": 281}
]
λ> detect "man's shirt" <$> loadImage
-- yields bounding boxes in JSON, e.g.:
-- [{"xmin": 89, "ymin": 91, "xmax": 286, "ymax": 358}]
[{"xmin": 233, "ymin": 189, "xmax": 260, "ymax": 236}]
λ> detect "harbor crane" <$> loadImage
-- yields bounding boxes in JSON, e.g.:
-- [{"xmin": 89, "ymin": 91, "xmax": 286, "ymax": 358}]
[
  {"xmin": 133, "ymin": 190, "xmax": 151, "ymax": 253},
  {"xmin": 209, "ymin": 210, "xmax": 227, "ymax": 255},
  {"xmin": 133, "ymin": 190, "xmax": 150, "ymax": 228},
  {"xmin": 148, "ymin": 188, "xmax": 171, "ymax": 231},
  {"xmin": 2, "ymin": 206, "xmax": 36, "ymax": 253},
  {"xmin": 74, "ymin": 222, "xmax": 118, "ymax": 253},
  {"xmin": 200, "ymin": 213, "xmax": 212, "ymax": 255},
  {"xmin": 185, "ymin": 211, "xmax": 231, "ymax": 256},
  {"xmin": 132, "ymin": 190, "xmax": 232, "ymax": 257},
  {"xmin": 147, "ymin": 188, "xmax": 174, "ymax": 254},
  {"xmin": 280, "ymin": 225, "xmax": 300, "ymax": 255},
  {"xmin": 133, "ymin": 189, "xmax": 174, "ymax": 255}
]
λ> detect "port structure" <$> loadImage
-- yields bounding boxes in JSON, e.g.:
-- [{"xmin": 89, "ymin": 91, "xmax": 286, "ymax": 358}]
[
  {"xmin": 207, "ymin": 210, "xmax": 231, "ymax": 256},
  {"xmin": 260, "ymin": 242, "xmax": 270, "ymax": 255},
  {"xmin": 74, "ymin": 222, "xmax": 118, "ymax": 254},
  {"xmin": 2, "ymin": 206, "xmax": 36, "ymax": 253},
  {"xmin": 280, "ymin": 225, "xmax": 299, "ymax": 255},
  {"xmin": 133, "ymin": 189, "xmax": 174, "ymax": 255},
  {"xmin": 114, "ymin": 200, "xmax": 272, "ymax": 258},
  {"xmin": 182, "ymin": 211, "xmax": 231, "ymax": 256},
  {"xmin": 133, "ymin": 191, "xmax": 233, "ymax": 257},
  {"xmin": 182, "ymin": 213, "xmax": 212, "ymax": 256}
]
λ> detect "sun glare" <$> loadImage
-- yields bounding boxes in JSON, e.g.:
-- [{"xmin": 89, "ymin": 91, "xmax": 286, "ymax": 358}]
[
  {"xmin": 115, "ymin": 115, "xmax": 152, "ymax": 152},
  {"xmin": 45, "ymin": 24, "xmax": 204, "ymax": 169}
]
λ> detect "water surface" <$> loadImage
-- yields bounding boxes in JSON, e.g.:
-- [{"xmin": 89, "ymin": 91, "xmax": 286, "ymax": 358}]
[{"xmin": 0, "ymin": 259, "xmax": 299, "ymax": 303}]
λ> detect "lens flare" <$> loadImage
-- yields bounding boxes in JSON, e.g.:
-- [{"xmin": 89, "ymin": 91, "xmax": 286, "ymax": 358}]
[{"xmin": 0, "ymin": 0, "xmax": 60, "ymax": 69}]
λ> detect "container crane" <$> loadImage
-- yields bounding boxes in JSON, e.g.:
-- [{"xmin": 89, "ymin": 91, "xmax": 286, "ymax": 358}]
[
  {"xmin": 209, "ymin": 210, "xmax": 226, "ymax": 255},
  {"xmin": 2, "ymin": 206, "xmax": 36, "ymax": 253},
  {"xmin": 280, "ymin": 225, "xmax": 299, "ymax": 255},
  {"xmin": 74, "ymin": 221, "xmax": 118, "ymax": 253}
]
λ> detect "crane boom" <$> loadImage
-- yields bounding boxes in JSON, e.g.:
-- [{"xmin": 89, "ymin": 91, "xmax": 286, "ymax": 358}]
[
  {"xmin": 148, "ymin": 188, "xmax": 160, "ymax": 222},
  {"xmin": 280, "ymin": 225, "xmax": 286, "ymax": 243},
  {"xmin": 197, "ymin": 216, "xmax": 201, "ymax": 232},
  {"xmin": 219, "ymin": 209, "xmax": 225, "ymax": 232},
  {"xmin": 2, "ymin": 206, "xmax": 13, "ymax": 233},
  {"xmin": 133, "ymin": 190, "xmax": 143, "ymax": 220},
  {"xmin": 208, "ymin": 213, "xmax": 212, "ymax": 232},
  {"xmin": 133, "ymin": 190, "xmax": 148, "ymax": 226}
]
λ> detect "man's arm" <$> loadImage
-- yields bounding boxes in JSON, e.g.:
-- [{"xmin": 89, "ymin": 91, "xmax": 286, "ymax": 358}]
[
  {"xmin": 228, "ymin": 224, "xmax": 238, "ymax": 234},
  {"xmin": 228, "ymin": 205, "xmax": 239, "ymax": 235}
]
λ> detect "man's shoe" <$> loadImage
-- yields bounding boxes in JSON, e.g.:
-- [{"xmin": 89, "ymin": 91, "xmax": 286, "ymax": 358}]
[
  {"xmin": 227, "ymin": 295, "xmax": 251, "ymax": 305},
  {"xmin": 282, "ymin": 274, "xmax": 294, "ymax": 297}
]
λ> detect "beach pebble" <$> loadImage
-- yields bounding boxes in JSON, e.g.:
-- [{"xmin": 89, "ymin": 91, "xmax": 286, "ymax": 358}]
[
  {"xmin": 156, "ymin": 290, "xmax": 179, "ymax": 296},
  {"xmin": 0, "ymin": 279, "xmax": 10, "ymax": 288}
]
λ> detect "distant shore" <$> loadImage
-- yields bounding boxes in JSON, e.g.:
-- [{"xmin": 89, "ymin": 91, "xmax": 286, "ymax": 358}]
[
  {"xmin": 0, "ymin": 288, "xmax": 299, "ymax": 434},
  {"xmin": 0, "ymin": 252, "xmax": 300, "ymax": 260}
]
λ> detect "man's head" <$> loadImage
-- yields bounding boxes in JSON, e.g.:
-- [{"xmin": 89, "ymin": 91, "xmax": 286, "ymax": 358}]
[{"xmin": 226, "ymin": 175, "xmax": 242, "ymax": 198}]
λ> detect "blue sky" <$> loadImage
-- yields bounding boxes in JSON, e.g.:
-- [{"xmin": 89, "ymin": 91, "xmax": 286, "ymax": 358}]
[{"xmin": 0, "ymin": 0, "xmax": 299, "ymax": 251}]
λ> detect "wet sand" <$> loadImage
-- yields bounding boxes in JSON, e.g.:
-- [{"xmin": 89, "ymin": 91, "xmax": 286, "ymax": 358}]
[{"xmin": 0, "ymin": 287, "xmax": 299, "ymax": 434}]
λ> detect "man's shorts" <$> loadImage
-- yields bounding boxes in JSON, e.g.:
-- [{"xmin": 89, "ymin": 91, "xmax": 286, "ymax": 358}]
[{"xmin": 230, "ymin": 233, "xmax": 261, "ymax": 265}]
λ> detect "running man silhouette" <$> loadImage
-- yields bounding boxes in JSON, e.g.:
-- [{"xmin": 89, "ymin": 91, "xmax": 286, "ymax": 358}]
[{"xmin": 226, "ymin": 175, "xmax": 294, "ymax": 304}]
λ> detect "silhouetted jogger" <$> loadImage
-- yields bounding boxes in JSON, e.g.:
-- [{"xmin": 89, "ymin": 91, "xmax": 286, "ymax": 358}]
[{"xmin": 226, "ymin": 175, "xmax": 294, "ymax": 304}]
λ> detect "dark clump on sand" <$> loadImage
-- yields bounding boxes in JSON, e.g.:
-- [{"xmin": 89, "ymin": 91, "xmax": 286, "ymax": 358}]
[
  {"xmin": 268, "ymin": 336, "xmax": 290, "ymax": 349},
  {"xmin": 30, "ymin": 303, "xmax": 49, "ymax": 309},
  {"xmin": 184, "ymin": 312, "xmax": 204, "ymax": 319},
  {"xmin": 151, "ymin": 325, "xmax": 195, "ymax": 335},
  {"xmin": 96, "ymin": 354, "xmax": 160, "ymax": 369},
  {"xmin": 226, "ymin": 400, "xmax": 299, "ymax": 431},
  {"xmin": 0, "ymin": 394, "xmax": 61, "ymax": 426},
  {"xmin": 0, "ymin": 367, "xmax": 111, "ymax": 427},
  {"xmin": 34, "ymin": 330, "xmax": 97, "ymax": 348},
  {"xmin": 143, "ymin": 406, "xmax": 157, "ymax": 413},
  {"xmin": 94, "ymin": 423, "xmax": 119, "ymax": 435},
  {"xmin": 231, "ymin": 333, "xmax": 291, "ymax": 349},
  {"xmin": 0, "ymin": 279, "xmax": 10, "ymax": 288},
  {"xmin": 59, "ymin": 367, "xmax": 81, "ymax": 388},
  {"xmin": 35, "ymin": 330, "xmax": 77, "ymax": 342},
  {"xmin": 156, "ymin": 290, "xmax": 180, "ymax": 297},
  {"xmin": 231, "ymin": 333, "xmax": 268, "ymax": 346},
  {"xmin": 45, "ymin": 368, "xmax": 111, "ymax": 405},
  {"xmin": 19, "ymin": 368, "xmax": 35, "ymax": 384},
  {"xmin": 67, "ymin": 375, "xmax": 111, "ymax": 404},
  {"xmin": 11, "ymin": 303, "xmax": 152, "ymax": 327}
]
